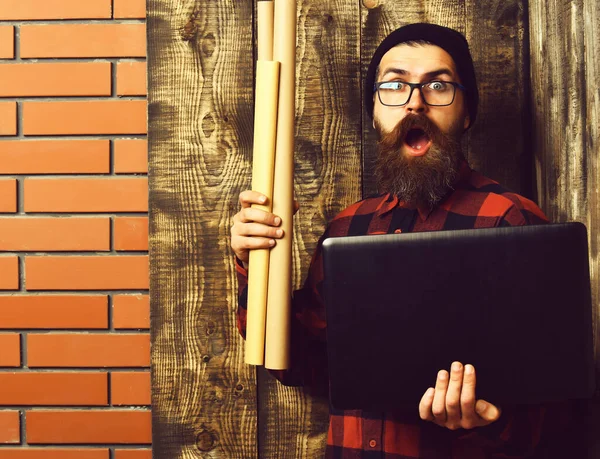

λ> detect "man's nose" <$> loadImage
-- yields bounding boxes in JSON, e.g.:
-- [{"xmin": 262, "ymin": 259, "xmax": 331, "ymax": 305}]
[{"xmin": 406, "ymin": 87, "xmax": 427, "ymax": 113}]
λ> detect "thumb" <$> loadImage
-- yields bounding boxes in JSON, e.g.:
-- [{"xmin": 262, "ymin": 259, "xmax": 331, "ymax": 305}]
[{"xmin": 475, "ymin": 400, "xmax": 501, "ymax": 422}]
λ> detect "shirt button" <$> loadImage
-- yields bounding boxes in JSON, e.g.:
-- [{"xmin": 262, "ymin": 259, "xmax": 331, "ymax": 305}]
[
  {"xmin": 395, "ymin": 229, "xmax": 402, "ymax": 234},
  {"xmin": 369, "ymin": 439, "xmax": 377, "ymax": 448}
]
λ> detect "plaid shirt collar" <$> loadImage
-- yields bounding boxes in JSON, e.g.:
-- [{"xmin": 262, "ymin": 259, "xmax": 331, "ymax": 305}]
[{"xmin": 375, "ymin": 158, "xmax": 473, "ymax": 221}]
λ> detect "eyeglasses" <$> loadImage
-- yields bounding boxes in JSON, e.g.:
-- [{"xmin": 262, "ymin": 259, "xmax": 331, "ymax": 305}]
[{"xmin": 373, "ymin": 80, "xmax": 466, "ymax": 107}]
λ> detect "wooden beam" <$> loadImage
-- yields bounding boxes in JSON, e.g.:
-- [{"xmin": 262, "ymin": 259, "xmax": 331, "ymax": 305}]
[
  {"xmin": 148, "ymin": 0, "xmax": 258, "ymax": 457},
  {"xmin": 529, "ymin": 0, "xmax": 600, "ymax": 455},
  {"xmin": 256, "ymin": 1, "xmax": 362, "ymax": 457}
]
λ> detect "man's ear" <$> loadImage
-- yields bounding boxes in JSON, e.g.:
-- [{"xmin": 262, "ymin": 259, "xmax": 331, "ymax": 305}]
[{"xmin": 463, "ymin": 114, "xmax": 471, "ymax": 131}]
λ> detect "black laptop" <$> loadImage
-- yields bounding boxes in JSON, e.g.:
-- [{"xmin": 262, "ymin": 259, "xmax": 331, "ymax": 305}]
[{"xmin": 322, "ymin": 223, "xmax": 595, "ymax": 411}]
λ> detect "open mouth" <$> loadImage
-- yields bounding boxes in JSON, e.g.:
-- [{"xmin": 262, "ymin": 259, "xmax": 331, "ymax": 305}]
[{"xmin": 404, "ymin": 128, "xmax": 432, "ymax": 156}]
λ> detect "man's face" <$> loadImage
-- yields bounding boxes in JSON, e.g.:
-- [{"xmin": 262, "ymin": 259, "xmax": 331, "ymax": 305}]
[
  {"xmin": 372, "ymin": 43, "xmax": 470, "ymax": 207},
  {"xmin": 373, "ymin": 43, "xmax": 469, "ymax": 139}
]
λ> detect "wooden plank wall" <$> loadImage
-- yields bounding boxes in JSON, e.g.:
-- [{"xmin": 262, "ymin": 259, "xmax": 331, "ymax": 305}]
[
  {"xmin": 148, "ymin": 0, "xmax": 600, "ymax": 457},
  {"xmin": 529, "ymin": 0, "xmax": 600, "ymax": 456}
]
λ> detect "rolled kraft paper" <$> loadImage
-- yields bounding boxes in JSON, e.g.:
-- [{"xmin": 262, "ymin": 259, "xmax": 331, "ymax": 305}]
[
  {"xmin": 245, "ymin": 60, "xmax": 280, "ymax": 366},
  {"xmin": 257, "ymin": 1, "xmax": 274, "ymax": 61},
  {"xmin": 265, "ymin": 0, "xmax": 296, "ymax": 370}
]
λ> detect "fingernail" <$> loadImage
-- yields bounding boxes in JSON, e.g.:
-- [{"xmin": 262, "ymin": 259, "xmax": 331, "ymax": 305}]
[
  {"xmin": 274, "ymin": 217, "xmax": 281, "ymax": 225},
  {"xmin": 452, "ymin": 362, "xmax": 462, "ymax": 372},
  {"xmin": 477, "ymin": 401, "xmax": 487, "ymax": 411},
  {"xmin": 438, "ymin": 370, "xmax": 447, "ymax": 380},
  {"xmin": 276, "ymin": 229, "xmax": 283, "ymax": 237},
  {"xmin": 465, "ymin": 365, "xmax": 474, "ymax": 374},
  {"xmin": 259, "ymin": 196, "xmax": 266, "ymax": 203},
  {"xmin": 269, "ymin": 239, "xmax": 275, "ymax": 246}
]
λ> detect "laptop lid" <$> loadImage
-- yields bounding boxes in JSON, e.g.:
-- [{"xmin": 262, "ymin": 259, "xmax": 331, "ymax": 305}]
[{"xmin": 322, "ymin": 223, "xmax": 595, "ymax": 411}]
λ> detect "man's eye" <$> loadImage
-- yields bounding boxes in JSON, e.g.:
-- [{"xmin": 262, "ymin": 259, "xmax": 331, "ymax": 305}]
[
  {"xmin": 381, "ymin": 82, "xmax": 404, "ymax": 90},
  {"xmin": 428, "ymin": 81, "xmax": 448, "ymax": 91}
]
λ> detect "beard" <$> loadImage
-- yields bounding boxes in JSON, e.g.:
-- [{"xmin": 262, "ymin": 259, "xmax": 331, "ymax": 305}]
[{"xmin": 374, "ymin": 113, "xmax": 464, "ymax": 208}]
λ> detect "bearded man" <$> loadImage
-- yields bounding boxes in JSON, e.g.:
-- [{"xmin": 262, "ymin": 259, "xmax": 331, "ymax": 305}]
[{"xmin": 230, "ymin": 23, "xmax": 578, "ymax": 458}]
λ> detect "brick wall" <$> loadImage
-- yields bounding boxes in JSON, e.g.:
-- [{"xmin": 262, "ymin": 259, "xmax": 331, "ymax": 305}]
[{"xmin": 0, "ymin": 1, "xmax": 151, "ymax": 458}]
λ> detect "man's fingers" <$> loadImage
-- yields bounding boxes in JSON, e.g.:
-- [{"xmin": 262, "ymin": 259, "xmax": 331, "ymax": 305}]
[
  {"xmin": 444, "ymin": 362, "xmax": 463, "ymax": 429},
  {"xmin": 235, "ymin": 222, "xmax": 284, "ymax": 239},
  {"xmin": 239, "ymin": 191, "xmax": 268, "ymax": 208},
  {"xmin": 238, "ymin": 207, "xmax": 281, "ymax": 227},
  {"xmin": 431, "ymin": 370, "xmax": 448, "ymax": 423},
  {"xmin": 460, "ymin": 364, "xmax": 478, "ymax": 429},
  {"xmin": 475, "ymin": 399, "xmax": 501, "ymax": 423},
  {"xmin": 233, "ymin": 236, "xmax": 277, "ymax": 252},
  {"xmin": 419, "ymin": 387, "xmax": 435, "ymax": 421}
]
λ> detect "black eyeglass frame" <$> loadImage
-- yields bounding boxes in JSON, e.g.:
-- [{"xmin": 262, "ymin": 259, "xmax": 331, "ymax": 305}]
[{"xmin": 373, "ymin": 80, "xmax": 466, "ymax": 107}]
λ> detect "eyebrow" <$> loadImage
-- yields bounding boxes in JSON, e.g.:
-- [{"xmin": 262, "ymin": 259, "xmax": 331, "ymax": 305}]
[{"xmin": 380, "ymin": 68, "xmax": 455, "ymax": 80}]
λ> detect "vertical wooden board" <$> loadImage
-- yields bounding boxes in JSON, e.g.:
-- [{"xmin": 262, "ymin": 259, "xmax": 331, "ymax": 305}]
[
  {"xmin": 256, "ymin": 1, "xmax": 362, "ymax": 458},
  {"xmin": 360, "ymin": 0, "xmax": 529, "ymax": 197},
  {"xmin": 529, "ymin": 0, "xmax": 600, "ymax": 456},
  {"xmin": 464, "ymin": 0, "xmax": 530, "ymax": 196},
  {"xmin": 148, "ymin": 0, "xmax": 258, "ymax": 458},
  {"xmin": 529, "ymin": 0, "xmax": 586, "ymax": 222},
  {"xmin": 584, "ymin": 1, "xmax": 600, "ymax": 457}
]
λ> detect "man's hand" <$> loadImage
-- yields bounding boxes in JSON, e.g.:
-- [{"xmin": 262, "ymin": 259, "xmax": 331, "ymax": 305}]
[
  {"xmin": 230, "ymin": 191, "xmax": 285, "ymax": 265},
  {"xmin": 418, "ymin": 362, "xmax": 501, "ymax": 430}
]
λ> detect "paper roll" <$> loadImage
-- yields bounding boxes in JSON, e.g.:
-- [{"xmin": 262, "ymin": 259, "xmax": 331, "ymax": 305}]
[
  {"xmin": 245, "ymin": 60, "xmax": 280, "ymax": 366},
  {"xmin": 257, "ymin": 1, "xmax": 274, "ymax": 61},
  {"xmin": 265, "ymin": 0, "xmax": 296, "ymax": 370}
]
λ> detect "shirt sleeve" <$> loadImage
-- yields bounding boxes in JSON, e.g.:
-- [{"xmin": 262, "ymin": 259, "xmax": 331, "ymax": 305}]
[
  {"xmin": 235, "ymin": 232, "xmax": 330, "ymax": 396},
  {"xmin": 453, "ymin": 400, "xmax": 584, "ymax": 457}
]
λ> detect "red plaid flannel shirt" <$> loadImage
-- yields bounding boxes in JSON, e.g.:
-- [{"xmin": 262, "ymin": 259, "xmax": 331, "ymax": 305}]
[{"xmin": 236, "ymin": 161, "xmax": 581, "ymax": 458}]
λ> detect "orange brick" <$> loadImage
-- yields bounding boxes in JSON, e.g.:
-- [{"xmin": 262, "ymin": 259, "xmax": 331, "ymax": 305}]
[
  {"xmin": 114, "ymin": 450, "xmax": 152, "ymax": 459},
  {"xmin": 28, "ymin": 334, "xmax": 150, "ymax": 368},
  {"xmin": 0, "ymin": 179, "xmax": 17, "ymax": 213},
  {"xmin": 111, "ymin": 372, "xmax": 150, "ymax": 406},
  {"xmin": 0, "ymin": 63, "xmax": 111, "ymax": 97},
  {"xmin": 0, "ymin": 295, "xmax": 108, "ymax": 329},
  {"xmin": 0, "ymin": 0, "xmax": 111, "ymax": 20},
  {"xmin": 0, "ymin": 26, "xmax": 15, "ymax": 59},
  {"xmin": 0, "ymin": 257, "xmax": 19, "ymax": 291},
  {"xmin": 0, "ymin": 334, "xmax": 20, "ymax": 367},
  {"xmin": 0, "ymin": 217, "xmax": 110, "ymax": 251},
  {"xmin": 0, "ymin": 373, "xmax": 107, "ymax": 405},
  {"xmin": 24, "ymin": 177, "xmax": 147, "ymax": 212},
  {"xmin": 114, "ymin": 217, "xmax": 148, "ymax": 251},
  {"xmin": 0, "ymin": 102, "xmax": 17, "ymax": 136},
  {"xmin": 114, "ymin": 0, "xmax": 146, "ymax": 18},
  {"xmin": 23, "ymin": 101, "xmax": 147, "ymax": 136},
  {"xmin": 0, "ymin": 411, "xmax": 19, "ymax": 444},
  {"xmin": 21, "ymin": 24, "xmax": 146, "ymax": 58},
  {"xmin": 0, "ymin": 450, "xmax": 108, "ymax": 459},
  {"xmin": 116, "ymin": 62, "xmax": 146, "ymax": 96},
  {"xmin": 26, "ymin": 410, "xmax": 151, "ymax": 444},
  {"xmin": 0, "ymin": 140, "xmax": 109, "ymax": 174},
  {"xmin": 25, "ymin": 256, "xmax": 149, "ymax": 290},
  {"xmin": 114, "ymin": 139, "xmax": 148, "ymax": 174},
  {"xmin": 113, "ymin": 295, "xmax": 149, "ymax": 329}
]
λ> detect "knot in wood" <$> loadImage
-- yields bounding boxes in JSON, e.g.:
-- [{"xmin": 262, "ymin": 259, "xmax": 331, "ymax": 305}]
[
  {"xmin": 181, "ymin": 10, "xmax": 199, "ymax": 42},
  {"xmin": 362, "ymin": 0, "xmax": 378, "ymax": 9},
  {"xmin": 196, "ymin": 430, "xmax": 217, "ymax": 451}
]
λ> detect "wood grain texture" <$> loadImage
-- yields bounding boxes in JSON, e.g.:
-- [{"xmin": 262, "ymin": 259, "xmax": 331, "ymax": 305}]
[
  {"xmin": 148, "ymin": 0, "xmax": 258, "ymax": 457},
  {"xmin": 360, "ymin": 0, "xmax": 529, "ymax": 197},
  {"xmin": 257, "ymin": 1, "xmax": 362, "ymax": 457},
  {"xmin": 529, "ymin": 0, "xmax": 600, "ymax": 456}
]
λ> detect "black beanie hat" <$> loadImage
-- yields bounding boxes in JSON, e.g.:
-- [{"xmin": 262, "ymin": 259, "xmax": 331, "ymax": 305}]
[{"xmin": 365, "ymin": 23, "xmax": 478, "ymax": 129}]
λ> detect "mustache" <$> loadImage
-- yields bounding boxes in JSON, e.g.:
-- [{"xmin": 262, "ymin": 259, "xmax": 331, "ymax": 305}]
[{"xmin": 376, "ymin": 114, "xmax": 448, "ymax": 151}]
